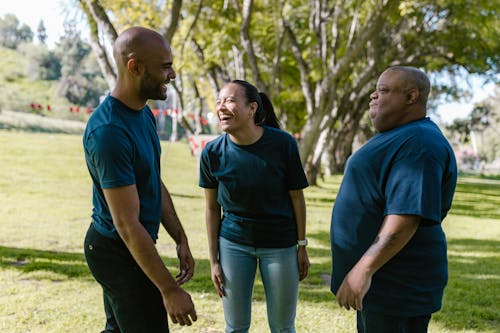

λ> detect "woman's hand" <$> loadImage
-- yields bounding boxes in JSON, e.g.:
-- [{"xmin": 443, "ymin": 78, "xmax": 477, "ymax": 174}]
[{"xmin": 211, "ymin": 261, "xmax": 225, "ymax": 297}]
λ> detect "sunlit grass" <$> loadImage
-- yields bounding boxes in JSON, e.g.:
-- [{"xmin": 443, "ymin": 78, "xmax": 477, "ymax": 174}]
[{"xmin": 0, "ymin": 130, "xmax": 499, "ymax": 332}]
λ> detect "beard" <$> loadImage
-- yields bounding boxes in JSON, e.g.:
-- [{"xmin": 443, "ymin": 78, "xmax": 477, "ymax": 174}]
[{"xmin": 139, "ymin": 69, "xmax": 167, "ymax": 101}]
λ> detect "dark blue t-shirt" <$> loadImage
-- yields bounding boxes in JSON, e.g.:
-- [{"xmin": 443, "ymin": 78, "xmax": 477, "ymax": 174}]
[
  {"xmin": 83, "ymin": 95, "xmax": 162, "ymax": 240},
  {"xmin": 199, "ymin": 126, "xmax": 309, "ymax": 248},
  {"xmin": 330, "ymin": 118, "xmax": 457, "ymax": 316}
]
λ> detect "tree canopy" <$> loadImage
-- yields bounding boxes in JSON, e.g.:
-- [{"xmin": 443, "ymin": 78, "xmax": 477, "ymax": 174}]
[
  {"xmin": 77, "ymin": 0, "xmax": 500, "ymax": 183},
  {"xmin": 0, "ymin": 14, "xmax": 33, "ymax": 49}
]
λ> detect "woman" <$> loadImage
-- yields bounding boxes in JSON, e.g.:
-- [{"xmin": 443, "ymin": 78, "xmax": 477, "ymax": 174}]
[{"xmin": 199, "ymin": 80, "xmax": 310, "ymax": 333}]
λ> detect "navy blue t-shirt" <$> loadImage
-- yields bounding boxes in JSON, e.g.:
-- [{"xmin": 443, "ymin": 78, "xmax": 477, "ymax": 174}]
[
  {"xmin": 330, "ymin": 118, "xmax": 457, "ymax": 316},
  {"xmin": 83, "ymin": 95, "xmax": 162, "ymax": 240},
  {"xmin": 199, "ymin": 126, "xmax": 309, "ymax": 248}
]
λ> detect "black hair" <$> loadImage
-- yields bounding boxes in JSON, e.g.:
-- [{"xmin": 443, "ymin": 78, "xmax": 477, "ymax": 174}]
[{"xmin": 231, "ymin": 80, "xmax": 281, "ymax": 129}]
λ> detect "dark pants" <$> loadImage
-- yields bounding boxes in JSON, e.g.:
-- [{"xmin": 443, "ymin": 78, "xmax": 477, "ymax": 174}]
[
  {"xmin": 357, "ymin": 310, "xmax": 431, "ymax": 333},
  {"xmin": 84, "ymin": 223, "xmax": 169, "ymax": 333}
]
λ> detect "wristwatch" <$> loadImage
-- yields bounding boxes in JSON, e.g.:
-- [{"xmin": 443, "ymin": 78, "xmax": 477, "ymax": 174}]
[{"xmin": 297, "ymin": 239, "xmax": 308, "ymax": 246}]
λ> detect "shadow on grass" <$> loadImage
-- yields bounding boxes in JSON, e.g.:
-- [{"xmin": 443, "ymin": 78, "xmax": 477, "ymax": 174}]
[
  {"xmin": 0, "ymin": 245, "xmax": 214, "ymax": 293},
  {"xmin": 269, "ymin": 232, "xmax": 500, "ymax": 331},
  {"xmin": 435, "ymin": 238, "xmax": 500, "ymax": 331},
  {"xmin": 0, "ymin": 246, "xmax": 91, "ymax": 280},
  {"xmin": 451, "ymin": 181, "xmax": 500, "ymax": 219},
  {"xmin": 2, "ymin": 237, "xmax": 497, "ymax": 331}
]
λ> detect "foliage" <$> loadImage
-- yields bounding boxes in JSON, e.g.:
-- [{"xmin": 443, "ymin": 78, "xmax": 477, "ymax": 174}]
[
  {"xmin": 76, "ymin": 0, "xmax": 500, "ymax": 184},
  {"xmin": 37, "ymin": 20, "xmax": 48, "ymax": 45},
  {"xmin": 18, "ymin": 43, "xmax": 61, "ymax": 81},
  {"xmin": 0, "ymin": 45, "xmax": 92, "ymax": 119},
  {"xmin": 445, "ymin": 86, "xmax": 500, "ymax": 172},
  {"xmin": 477, "ymin": 92, "xmax": 500, "ymax": 163},
  {"xmin": 0, "ymin": 11, "xmax": 111, "ymax": 113},
  {"xmin": 0, "ymin": 13, "xmax": 33, "ymax": 49},
  {"xmin": 55, "ymin": 23, "xmax": 107, "ymax": 107},
  {"xmin": 0, "ymin": 130, "xmax": 499, "ymax": 332}
]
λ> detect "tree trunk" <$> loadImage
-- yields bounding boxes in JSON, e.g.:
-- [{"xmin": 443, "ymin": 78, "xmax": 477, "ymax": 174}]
[{"xmin": 79, "ymin": 0, "xmax": 116, "ymax": 90}]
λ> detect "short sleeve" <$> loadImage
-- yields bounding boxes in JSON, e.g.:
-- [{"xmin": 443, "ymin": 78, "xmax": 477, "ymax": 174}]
[
  {"xmin": 199, "ymin": 146, "xmax": 218, "ymax": 188},
  {"xmin": 385, "ymin": 151, "xmax": 444, "ymax": 224},
  {"xmin": 86, "ymin": 125, "xmax": 136, "ymax": 188},
  {"xmin": 286, "ymin": 137, "xmax": 309, "ymax": 190}
]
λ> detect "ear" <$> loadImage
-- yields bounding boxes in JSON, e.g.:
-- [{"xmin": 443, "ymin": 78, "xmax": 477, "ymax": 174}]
[
  {"xmin": 406, "ymin": 88, "xmax": 419, "ymax": 105},
  {"xmin": 249, "ymin": 101, "xmax": 258, "ymax": 118},
  {"xmin": 127, "ymin": 58, "xmax": 141, "ymax": 76}
]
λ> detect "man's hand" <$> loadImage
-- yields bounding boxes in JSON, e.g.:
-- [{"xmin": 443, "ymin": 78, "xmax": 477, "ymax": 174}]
[
  {"xmin": 162, "ymin": 286, "xmax": 197, "ymax": 326},
  {"xmin": 337, "ymin": 214, "xmax": 420, "ymax": 311},
  {"xmin": 336, "ymin": 265, "xmax": 372, "ymax": 311},
  {"xmin": 210, "ymin": 261, "xmax": 225, "ymax": 297},
  {"xmin": 176, "ymin": 242, "xmax": 195, "ymax": 285},
  {"xmin": 297, "ymin": 246, "xmax": 310, "ymax": 281}
]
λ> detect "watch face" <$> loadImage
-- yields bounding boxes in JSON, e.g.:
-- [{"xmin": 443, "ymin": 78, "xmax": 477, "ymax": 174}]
[{"xmin": 298, "ymin": 239, "xmax": 308, "ymax": 246}]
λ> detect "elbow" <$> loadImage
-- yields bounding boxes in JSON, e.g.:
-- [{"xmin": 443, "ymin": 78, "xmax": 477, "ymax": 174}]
[{"xmin": 113, "ymin": 216, "xmax": 138, "ymax": 242}]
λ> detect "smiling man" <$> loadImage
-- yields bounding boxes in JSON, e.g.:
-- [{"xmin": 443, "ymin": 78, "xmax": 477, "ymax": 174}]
[
  {"xmin": 83, "ymin": 27, "xmax": 196, "ymax": 332},
  {"xmin": 330, "ymin": 66, "xmax": 458, "ymax": 333}
]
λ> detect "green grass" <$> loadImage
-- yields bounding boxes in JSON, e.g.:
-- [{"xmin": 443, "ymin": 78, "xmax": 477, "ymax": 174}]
[{"xmin": 0, "ymin": 130, "xmax": 499, "ymax": 333}]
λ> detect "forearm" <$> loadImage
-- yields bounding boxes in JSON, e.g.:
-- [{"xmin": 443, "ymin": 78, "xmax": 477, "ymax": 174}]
[
  {"xmin": 289, "ymin": 189, "xmax": 306, "ymax": 240},
  {"xmin": 103, "ymin": 185, "xmax": 179, "ymax": 294},
  {"xmin": 160, "ymin": 182, "xmax": 188, "ymax": 245},
  {"xmin": 354, "ymin": 214, "xmax": 420, "ymax": 276},
  {"xmin": 116, "ymin": 218, "xmax": 178, "ymax": 293},
  {"xmin": 204, "ymin": 188, "xmax": 221, "ymax": 264},
  {"xmin": 206, "ymin": 208, "xmax": 221, "ymax": 264}
]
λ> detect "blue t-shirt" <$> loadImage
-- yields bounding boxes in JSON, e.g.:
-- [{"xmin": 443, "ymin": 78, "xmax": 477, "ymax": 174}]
[
  {"xmin": 83, "ymin": 95, "xmax": 162, "ymax": 240},
  {"xmin": 330, "ymin": 117, "xmax": 457, "ymax": 316},
  {"xmin": 199, "ymin": 126, "xmax": 309, "ymax": 248}
]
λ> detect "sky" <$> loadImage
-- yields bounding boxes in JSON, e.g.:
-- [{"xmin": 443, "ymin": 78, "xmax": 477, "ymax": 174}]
[
  {"xmin": 0, "ymin": 0, "xmax": 496, "ymax": 124},
  {"xmin": 0, "ymin": 0, "xmax": 87, "ymax": 48}
]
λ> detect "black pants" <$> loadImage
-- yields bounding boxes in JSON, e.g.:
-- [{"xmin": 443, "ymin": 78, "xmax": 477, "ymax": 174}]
[
  {"xmin": 84, "ymin": 223, "xmax": 169, "ymax": 333},
  {"xmin": 357, "ymin": 310, "xmax": 431, "ymax": 333}
]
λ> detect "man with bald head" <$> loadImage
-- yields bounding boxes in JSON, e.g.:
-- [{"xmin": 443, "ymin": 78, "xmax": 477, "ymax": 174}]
[
  {"xmin": 83, "ymin": 27, "xmax": 197, "ymax": 332},
  {"xmin": 330, "ymin": 66, "xmax": 457, "ymax": 332}
]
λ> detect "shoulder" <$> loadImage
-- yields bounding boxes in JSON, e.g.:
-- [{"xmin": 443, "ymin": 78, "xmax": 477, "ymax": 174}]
[
  {"xmin": 85, "ymin": 124, "xmax": 130, "ymax": 151},
  {"xmin": 85, "ymin": 96, "xmax": 121, "ymax": 136},
  {"xmin": 200, "ymin": 134, "xmax": 226, "ymax": 159},
  {"xmin": 393, "ymin": 118, "xmax": 454, "ymax": 161},
  {"xmin": 204, "ymin": 134, "xmax": 226, "ymax": 150},
  {"xmin": 405, "ymin": 119, "xmax": 450, "ymax": 147},
  {"xmin": 263, "ymin": 126, "xmax": 296, "ymax": 144}
]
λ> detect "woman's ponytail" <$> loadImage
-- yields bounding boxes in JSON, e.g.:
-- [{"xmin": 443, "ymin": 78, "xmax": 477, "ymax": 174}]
[{"xmin": 231, "ymin": 80, "xmax": 281, "ymax": 129}]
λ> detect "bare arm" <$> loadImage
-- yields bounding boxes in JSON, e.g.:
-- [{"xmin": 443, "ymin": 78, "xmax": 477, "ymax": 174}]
[
  {"xmin": 160, "ymin": 181, "xmax": 194, "ymax": 285},
  {"xmin": 289, "ymin": 189, "xmax": 310, "ymax": 281},
  {"xmin": 103, "ymin": 185, "xmax": 196, "ymax": 326},
  {"xmin": 337, "ymin": 214, "xmax": 420, "ymax": 311},
  {"xmin": 204, "ymin": 188, "xmax": 224, "ymax": 297}
]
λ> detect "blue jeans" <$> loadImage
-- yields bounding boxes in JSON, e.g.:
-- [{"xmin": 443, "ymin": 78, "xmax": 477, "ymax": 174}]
[{"xmin": 219, "ymin": 237, "xmax": 299, "ymax": 333}]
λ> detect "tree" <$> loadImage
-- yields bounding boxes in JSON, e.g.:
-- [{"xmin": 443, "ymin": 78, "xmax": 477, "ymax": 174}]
[
  {"xmin": 446, "ymin": 87, "xmax": 500, "ymax": 170},
  {"xmin": 78, "ymin": 0, "xmax": 500, "ymax": 183},
  {"xmin": 55, "ymin": 22, "xmax": 107, "ymax": 106},
  {"xmin": 37, "ymin": 20, "xmax": 48, "ymax": 45},
  {"xmin": 77, "ymin": 0, "xmax": 191, "ymax": 128},
  {"xmin": 18, "ymin": 43, "xmax": 61, "ymax": 81},
  {"xmin": 0, "ymin": 14, "xmax": 33, "ymax": 49}
]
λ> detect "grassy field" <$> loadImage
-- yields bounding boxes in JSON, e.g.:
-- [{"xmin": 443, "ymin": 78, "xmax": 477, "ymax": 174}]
[{"xmin": 0, "ymin": 130, "xmax": 499, "ymax": 333}]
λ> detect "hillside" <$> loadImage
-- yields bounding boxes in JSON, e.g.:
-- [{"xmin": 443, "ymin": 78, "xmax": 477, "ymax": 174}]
[{"xmin": 0, "ymin": 46, "xmax": 82, "ymax": 120}]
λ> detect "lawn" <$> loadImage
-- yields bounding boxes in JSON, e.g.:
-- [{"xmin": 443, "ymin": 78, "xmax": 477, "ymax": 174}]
[{"xmin": 0, "ymin": 130, "xmax": 498, "ymax": 333}]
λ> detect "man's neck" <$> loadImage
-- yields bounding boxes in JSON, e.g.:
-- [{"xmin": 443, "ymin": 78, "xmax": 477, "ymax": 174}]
[{"xmin": 111, "ymin": 86, "xmax": 147, "ymax": 111}]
